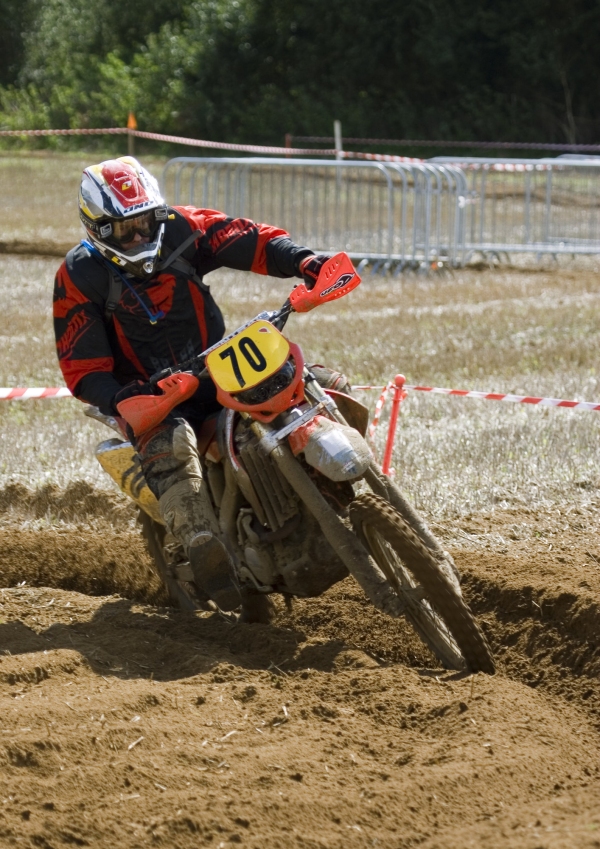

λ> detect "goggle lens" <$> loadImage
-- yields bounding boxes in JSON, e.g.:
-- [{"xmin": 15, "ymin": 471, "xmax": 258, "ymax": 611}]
[{"xmin": 112, "ymin": 212, "xmax": 156, "ymax": 243}]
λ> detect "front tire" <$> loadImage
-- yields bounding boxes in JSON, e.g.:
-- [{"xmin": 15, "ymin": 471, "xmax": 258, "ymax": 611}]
[{"xmin": 349, "ymin": 493, "xmax": 495, "ymax": 674}]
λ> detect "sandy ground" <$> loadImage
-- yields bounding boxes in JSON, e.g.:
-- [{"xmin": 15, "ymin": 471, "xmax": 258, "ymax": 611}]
[{"xmin": 0, "ymin": 486, "xmax": 598, "ymax": 849}]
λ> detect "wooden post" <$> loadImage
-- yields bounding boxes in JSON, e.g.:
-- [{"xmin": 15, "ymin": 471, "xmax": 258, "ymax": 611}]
[
  {"xmin": 127, "ymin": 112, "xmax": 137, "ymax": 156},
  {"xmin": 334, "ymin": 119, "xmax": 343, "ymax": 160}
]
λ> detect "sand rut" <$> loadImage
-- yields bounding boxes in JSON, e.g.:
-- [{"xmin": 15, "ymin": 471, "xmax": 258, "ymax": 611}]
[{"xmin": 0, "ymin": 486, "xmax": 599, "ymax": 847}]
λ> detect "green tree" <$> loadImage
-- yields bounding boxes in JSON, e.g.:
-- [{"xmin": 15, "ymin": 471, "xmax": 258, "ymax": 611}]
[
  {"xmin": 175, "ymin": 0, "xmax": 600, "ymax": 144},
  {"xmin": 2, "ymin": 0, "xmax": 600, "ymax": 146},
  {"xmin": 0, "ymin": 0, "xmax": 191, "ymax": 130},
  {"xmin": 0, "ymin": 0, "xmax": 38, "ymax": 86}
]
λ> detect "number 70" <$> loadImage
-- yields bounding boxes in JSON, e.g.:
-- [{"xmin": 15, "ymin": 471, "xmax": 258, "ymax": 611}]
[{"xmin": 219, "ymin": 336, "xmax": 268, "ymax": 387}]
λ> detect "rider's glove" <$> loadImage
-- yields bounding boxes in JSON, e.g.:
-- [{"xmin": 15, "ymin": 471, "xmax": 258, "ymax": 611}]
[
  {"xmin": 298, "ymin": 254, "xmax": 330, "ymax": 290},
  {"xmin": 111, "ymin": 379, "xmax": 154, "ymax": 415}
]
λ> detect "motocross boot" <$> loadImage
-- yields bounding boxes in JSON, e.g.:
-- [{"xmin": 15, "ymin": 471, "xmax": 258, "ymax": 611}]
[{"xmin": 158, "ymin": 478, "xmax": 241, "ymax": 612}]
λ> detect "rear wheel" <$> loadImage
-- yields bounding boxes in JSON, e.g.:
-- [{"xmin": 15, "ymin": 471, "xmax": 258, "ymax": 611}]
[
  {"xmin": 137, "ymin": 509, "xmax": 212, "ymax": 612},
  {"xmin": 349, "ymin": 493, "xmax": 494, "ymax": 674}
]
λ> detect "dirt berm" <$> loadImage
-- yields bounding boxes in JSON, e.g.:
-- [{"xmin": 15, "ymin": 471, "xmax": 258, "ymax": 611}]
[{"xmin": 0, "ymin": 483, "xmax": 598, "ymax": 848}]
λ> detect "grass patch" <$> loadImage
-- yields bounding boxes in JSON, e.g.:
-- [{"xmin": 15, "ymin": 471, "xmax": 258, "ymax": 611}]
[{"xmin": 0, "ymin": 152, "xmax": 167, "ymax": 246}]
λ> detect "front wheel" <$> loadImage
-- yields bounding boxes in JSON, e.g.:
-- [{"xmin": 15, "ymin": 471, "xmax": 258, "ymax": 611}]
[{"xmin": 349, "ymin": 493, "xmax": 495, "ymax": 674}]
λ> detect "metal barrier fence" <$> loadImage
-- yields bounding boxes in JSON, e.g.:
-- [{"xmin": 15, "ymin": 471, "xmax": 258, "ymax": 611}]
[
  {"xmin": 161, "ymin": 157, "xmax": 468, "ymax": 268},
  {"xmin": 162, "ymin": 156, "xmax": 600, "ymax": 268},
  {"xmin": 431, "ymin": 156, "xmax": 600, "ymax": 261}
]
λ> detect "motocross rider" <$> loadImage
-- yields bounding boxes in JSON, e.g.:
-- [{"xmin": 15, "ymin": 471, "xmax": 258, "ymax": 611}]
[{"xmin": 53, "ymin": 156, "xmax": 350, "ymax": 618}]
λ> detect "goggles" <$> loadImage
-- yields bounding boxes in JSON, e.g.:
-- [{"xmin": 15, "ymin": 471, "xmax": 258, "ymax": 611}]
[{"xmin": 107, "ymin": 211, "xmax": 157, "ymax": 244}]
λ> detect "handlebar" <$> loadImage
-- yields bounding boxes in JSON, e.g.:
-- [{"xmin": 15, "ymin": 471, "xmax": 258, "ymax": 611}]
[
  {"xmin": 148, "ymin": 301, "xmax": 292, "ymax": 388},
  {"xmin": 147, "ymin": 251, "xmax": 360, "ymax": 388}
]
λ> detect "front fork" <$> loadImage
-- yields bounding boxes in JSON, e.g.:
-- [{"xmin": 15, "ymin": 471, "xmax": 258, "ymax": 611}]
[{"xmin": 285, "ymin": 374, "xmax": 462, "ymax": 593}]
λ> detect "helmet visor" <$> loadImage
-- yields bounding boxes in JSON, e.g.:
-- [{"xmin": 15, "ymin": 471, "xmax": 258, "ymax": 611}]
[{"xmin": 111, "ymin": 211, "xmax": 157, "ymax": 245}]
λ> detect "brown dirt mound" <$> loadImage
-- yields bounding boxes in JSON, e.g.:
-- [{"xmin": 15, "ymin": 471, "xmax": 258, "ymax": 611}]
[
  {"xmin": 0, "ymin": 481, "xmax": 136, "ymax": 528},
  {"xmin": 0, "ymin": 483, "xmax": 161, "ymax": 606},
  {"xmin": 0, "ymin": 583, "xmax": 598, "ymax": 849},
  {"xmin": 0, "ymin": 526, "xmax": 166, "ymax": 605},
  {"xmin": 463, "ymin": 566, "xmax": 600, "ymax": 721},
  {"xmin": 0, "ymin": 239, "xmax": 72, "ymax": 258},
  {"xmin": 0, "ymin": 495, "xmax": 599, "ymax": 847}
]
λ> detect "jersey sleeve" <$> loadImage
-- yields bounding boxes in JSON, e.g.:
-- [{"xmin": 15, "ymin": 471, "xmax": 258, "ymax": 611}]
[
  {"xmin": 174, "ymin": 206, "xmax": 313, "ymax": 277},
  {"xmin": 53, "ymin": 260, "xmax": 117, "ymax": 400}
]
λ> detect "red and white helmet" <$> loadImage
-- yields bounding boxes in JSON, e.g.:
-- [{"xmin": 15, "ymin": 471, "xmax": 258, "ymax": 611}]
[{"xmin": 78, "ymin": 156, "xmax": 168, "ymax": 278}]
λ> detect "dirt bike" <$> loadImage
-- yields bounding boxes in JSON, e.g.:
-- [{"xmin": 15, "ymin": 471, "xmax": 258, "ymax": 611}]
[{"xmin": 86, "ymin": 253, "xmax": 495, "ymax": 674}]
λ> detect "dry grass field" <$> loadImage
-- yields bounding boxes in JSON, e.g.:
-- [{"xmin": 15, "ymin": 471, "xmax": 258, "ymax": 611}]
[
  {"xmin": 3, "ymin": 256, "xmax": 600, "ymax": 518},
  {"xmin": 0, "ymin": 152, "xmax": 599, "ymax": 848}
]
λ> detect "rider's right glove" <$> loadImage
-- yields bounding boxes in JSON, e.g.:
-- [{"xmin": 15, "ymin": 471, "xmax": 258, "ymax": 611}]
[
  {"xmin": 298, "ymin": 254, "xmax": 330, "ymax": 290},
  {"xmin": 111, "ymin": 379, "xmax": 155, "ymax": 416}
]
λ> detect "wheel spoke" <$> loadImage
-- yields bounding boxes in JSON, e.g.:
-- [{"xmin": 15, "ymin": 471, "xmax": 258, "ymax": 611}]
[
  {"xmin": 363, "ymin": 523, "xmax": 464, "ymax": 665},
  {"xmin": 350, "ymin": 493, "xmax": 495, "ymax": 674}
]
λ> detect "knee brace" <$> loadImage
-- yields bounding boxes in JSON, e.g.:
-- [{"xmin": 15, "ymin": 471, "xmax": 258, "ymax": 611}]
[{"xmin": 135, "ymin": 418, "xmax": 203, "ymax": 500}]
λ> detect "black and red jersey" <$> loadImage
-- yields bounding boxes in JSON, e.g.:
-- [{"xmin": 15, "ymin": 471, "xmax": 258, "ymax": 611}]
[{"xmin": 53, "ymin": 206, "xmax": 313, "ymax": 414}]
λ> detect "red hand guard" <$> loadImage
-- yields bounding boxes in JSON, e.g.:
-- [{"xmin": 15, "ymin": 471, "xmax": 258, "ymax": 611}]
[
  {"xmin": 290, "ymin": 252, "xmax": 361, "ymax": 313},
  {"xmin": 116, "ymin": 372, "xmax": 200, "ymax": 436}
]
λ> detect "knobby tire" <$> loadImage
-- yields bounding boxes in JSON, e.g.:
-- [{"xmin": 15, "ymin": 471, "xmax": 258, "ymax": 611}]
[
  {"xmin": 349, "ymin": 493, "xmax": 495, "ymax": 674},
  {"xmin": 137, "ymin": 509, "xmax": 200, "ymax": 612}
]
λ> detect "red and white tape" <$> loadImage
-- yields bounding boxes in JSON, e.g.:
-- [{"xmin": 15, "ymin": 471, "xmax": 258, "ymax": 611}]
[
  {"xmin": 405, "ymin": 385, "xmax": 600, "ymax": 411},
  {"xmin": 7, "ymin": 127, "xmax": 582, "ymax": 171},
  {"xmin": 341, "ymin": 151, "xmax": 424, "ymax": 164},
  {"xmin": 0, "ymin": 126, "xmax": 335, "ymax": 157},
  {"xmin": 0, "ymin": 126, "xmax": 429, "ymax": 161},
  {"xmin": 354, "ymin": 378, "xmax": 600, "ymax": 474},
  {"xmin": 131, "ymin": 129, "xmax": 336, "ymax": 156},
  {"xmin": 3, "ymin": 380, "xmax": 599, "ymax": 478},
  {"xmin": 3, "ymin": 383, "xmax": 599, "ymax": 412},
  {"xmin": 290, "ymin": 135, "xmax": 600, "ymax": 153},
  {"xmin": 0, "ymin": 388, "xmax": 72, "ymax": 400},
  {"xmin": 354, "ymin": 382, "xmax": 600, "ymax": 419},
  {"xmin": 0, "ymin": 128, "xmax": 128, "ymax": 138},
  {"xmin": 367, "ymin": 383, "xmax": 393, "ymax": 441}
]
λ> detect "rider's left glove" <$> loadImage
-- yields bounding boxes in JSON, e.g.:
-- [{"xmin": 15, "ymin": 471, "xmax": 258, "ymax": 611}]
[
  {"xmin": 299, "ymin": 254, "xmax": 330, "ymax": 290},
  {"xmin": 111, "ymin": 379, "xmax": 154, "ymax": 416}
]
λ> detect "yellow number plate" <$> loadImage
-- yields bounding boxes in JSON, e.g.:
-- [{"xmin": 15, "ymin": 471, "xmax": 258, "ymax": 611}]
[{"xmin": 206, "ymin": 320, "xmax": 291, "ymax": 393}]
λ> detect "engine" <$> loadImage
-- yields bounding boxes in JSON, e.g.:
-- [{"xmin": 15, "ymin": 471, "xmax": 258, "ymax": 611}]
[{"xmin": 232, "ymin": 424, "xmax": 348, "ymax": 596}]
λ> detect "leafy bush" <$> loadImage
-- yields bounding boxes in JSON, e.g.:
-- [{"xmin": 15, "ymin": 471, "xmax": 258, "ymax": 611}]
[{"xmin": 1, "ymin": 0, "xmax": 600, "ymax": 148}]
